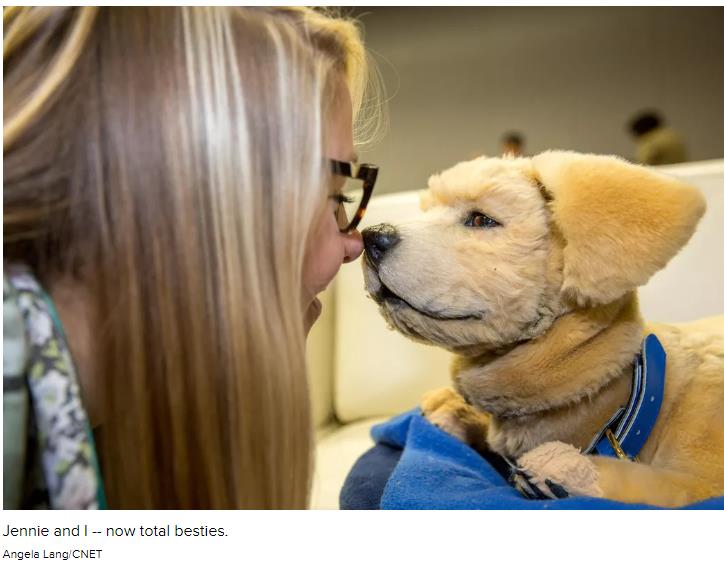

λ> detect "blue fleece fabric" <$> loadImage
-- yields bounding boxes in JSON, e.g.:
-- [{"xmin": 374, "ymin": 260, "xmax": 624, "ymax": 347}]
[{"xmin": 340, "ymin": 409, "xmax": 724, "ymax": 510}]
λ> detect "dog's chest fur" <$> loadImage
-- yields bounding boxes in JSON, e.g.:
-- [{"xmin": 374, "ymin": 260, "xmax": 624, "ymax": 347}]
[
  {"xmin": 484, "ymin": 373, "xmax": 632, "ymax": 459},
  {"xmin": 453, "ymin": 293, "xmax": 644, "ymax": 458}
]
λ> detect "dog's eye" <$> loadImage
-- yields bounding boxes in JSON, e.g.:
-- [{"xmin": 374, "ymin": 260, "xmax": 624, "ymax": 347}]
[{"xmin": 464, "ymin": 212, "xmax": 501, "ymax": 229}]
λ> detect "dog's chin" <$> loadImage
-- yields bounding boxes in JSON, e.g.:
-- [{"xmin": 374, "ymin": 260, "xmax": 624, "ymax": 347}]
[
  {"xmin": 362, "ymin": 257, "xmax": 483, "ymax": 324},
  {"xmin": 363, "ymin": 263, "xmax": 508, "ymax": 353}
]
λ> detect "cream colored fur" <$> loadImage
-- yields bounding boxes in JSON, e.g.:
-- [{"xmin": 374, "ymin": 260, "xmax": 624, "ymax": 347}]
[{"xmin": 364, "ymin": 151, "xmax": 724, "ymax": 508}]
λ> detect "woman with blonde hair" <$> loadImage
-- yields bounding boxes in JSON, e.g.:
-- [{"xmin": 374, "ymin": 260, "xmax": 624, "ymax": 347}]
[{"xmin": 3, "ymin": 6, "xmax": 381, "ymax": 509}]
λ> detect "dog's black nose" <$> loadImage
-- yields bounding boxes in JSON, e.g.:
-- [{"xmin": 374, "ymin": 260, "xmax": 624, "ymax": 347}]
[{"xmin": 362, "ymin": 223, "xmax": 400, "ymax": 267}]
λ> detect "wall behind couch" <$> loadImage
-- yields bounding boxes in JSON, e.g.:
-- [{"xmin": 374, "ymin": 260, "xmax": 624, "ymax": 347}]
[{"xmin": 351, "ymin": 7, "xmax": 724, "ymax": 195}]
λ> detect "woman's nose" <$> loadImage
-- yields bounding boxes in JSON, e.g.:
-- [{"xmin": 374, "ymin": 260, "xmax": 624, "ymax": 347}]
[{"xmin": 343, "ymin": 229, "xmax": 364, "ymax": 263}]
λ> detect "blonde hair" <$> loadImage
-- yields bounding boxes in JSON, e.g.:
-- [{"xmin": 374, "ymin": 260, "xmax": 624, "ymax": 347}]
[{"xmin": 4, "ymin": 6, "xmax": 379, "ymax": 508}]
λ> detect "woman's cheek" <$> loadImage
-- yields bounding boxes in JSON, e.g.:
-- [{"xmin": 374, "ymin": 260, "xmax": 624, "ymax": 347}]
[
  {"xmin": 304, "ymin": 209, "xmax": 345, "ymax": 294},
  {"xmin": 316, "ymin": 233, "xmax": 345, "ymax": 289}
]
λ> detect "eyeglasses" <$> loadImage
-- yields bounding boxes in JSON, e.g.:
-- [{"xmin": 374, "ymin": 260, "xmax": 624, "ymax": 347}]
[{"xmin": 329, "ymin": 158, "xmax": 379, "ymax": 233}]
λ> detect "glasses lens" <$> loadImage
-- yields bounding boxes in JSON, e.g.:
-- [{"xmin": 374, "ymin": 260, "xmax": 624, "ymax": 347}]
[{"xmin": 338, "ymin": 177, "xmax": 364, "ymax": 230}]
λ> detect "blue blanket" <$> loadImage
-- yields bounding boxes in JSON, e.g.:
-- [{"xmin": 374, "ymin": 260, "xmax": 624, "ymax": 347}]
[{"xmin": 340, "ymin": 409, "xmax": 724, "ymax": 509}]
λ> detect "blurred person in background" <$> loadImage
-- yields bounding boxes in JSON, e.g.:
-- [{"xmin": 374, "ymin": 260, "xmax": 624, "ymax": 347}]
[
  {"xmin": 3, "ymin": 6, "xmax": 381, "ymax": 509},
  {"xmin": 628, "ymin": 110, "xmax": 688, "ymax": 165},
  {"xmin": 501, "ymin": 131, "xmax": 525, "ymax": 157}
]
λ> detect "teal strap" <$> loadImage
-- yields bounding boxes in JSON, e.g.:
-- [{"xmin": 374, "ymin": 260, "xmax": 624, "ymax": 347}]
[{"xmin": 3, "ymin": 276, "xmax": 30, "ymax": 509}]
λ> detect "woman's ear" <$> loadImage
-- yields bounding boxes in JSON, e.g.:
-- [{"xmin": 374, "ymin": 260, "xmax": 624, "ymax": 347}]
[{"xmin": 532, "ymin": 150, "xmax": 706, "ymax": 306}]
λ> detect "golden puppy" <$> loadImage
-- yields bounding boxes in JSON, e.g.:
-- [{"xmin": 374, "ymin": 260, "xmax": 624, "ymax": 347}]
[{"xmin": 362, "ymin": 151, "xmax": 724, "ymax": 507}]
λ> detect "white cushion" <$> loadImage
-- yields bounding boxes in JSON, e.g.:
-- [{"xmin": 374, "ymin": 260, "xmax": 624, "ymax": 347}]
[
  {"xmin": 638, "ymin": 160, "xmax": 724, "ymax": 323},
  {"xmin": 306, "ymin": 287, "xmax": 337, "ymax": 428}
]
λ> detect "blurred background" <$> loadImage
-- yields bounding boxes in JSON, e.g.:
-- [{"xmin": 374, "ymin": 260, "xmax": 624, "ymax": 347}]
[{"xmin": 344, "ymin": 6, "xmax": 724, "ymax": 194}]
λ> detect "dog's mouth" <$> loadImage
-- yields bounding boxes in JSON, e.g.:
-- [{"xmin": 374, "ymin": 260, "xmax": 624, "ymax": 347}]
[{"xmin": 365, "ymin": 253, "xmax": 483, "ymax": 322}]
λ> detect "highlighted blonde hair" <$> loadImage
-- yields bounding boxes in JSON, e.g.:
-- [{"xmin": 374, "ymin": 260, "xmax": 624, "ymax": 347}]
[{"xmin": 4, "ymin": 6, "xmax": 379, "ymax": 508}]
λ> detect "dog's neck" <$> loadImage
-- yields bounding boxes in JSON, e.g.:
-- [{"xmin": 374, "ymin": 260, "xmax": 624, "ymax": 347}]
[{"xmin": 452, "ymin": 292, "xmax": 644, "ymax": 425}]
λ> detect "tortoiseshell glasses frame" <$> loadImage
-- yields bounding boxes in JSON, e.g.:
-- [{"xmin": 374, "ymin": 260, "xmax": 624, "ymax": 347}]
[{"xmin": 329, "ymin": 159, "xmax": 379, "ymax": 233}]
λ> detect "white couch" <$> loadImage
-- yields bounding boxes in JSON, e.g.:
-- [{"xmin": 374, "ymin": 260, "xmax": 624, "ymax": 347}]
[{"xmin": 307, "ymin": 158, "xmax": 724, "ymax": 509}]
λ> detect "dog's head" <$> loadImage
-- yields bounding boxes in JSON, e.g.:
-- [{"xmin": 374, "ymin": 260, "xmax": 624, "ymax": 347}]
[{"xmin": 362, "ymin": 151, "xmax": 705, "ymax": 354}]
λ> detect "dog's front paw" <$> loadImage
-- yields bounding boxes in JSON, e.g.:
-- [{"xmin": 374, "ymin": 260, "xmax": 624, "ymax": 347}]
[
  {"xmin": 513, "ymin": 441, "xmax": 602, "ymax": 500},
  {"xmin": 421, "ymin": 387, "xmax": 490, "ymax": 449},
  {"xmin": 421, "ymin": 387, "xmax": 470, "ymax": 443}
]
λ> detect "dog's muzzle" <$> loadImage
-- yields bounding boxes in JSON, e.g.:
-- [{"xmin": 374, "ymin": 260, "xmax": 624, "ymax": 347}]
[{"xmin": 361, "ymin": 227, "xmax": 484, "ymax": 323}]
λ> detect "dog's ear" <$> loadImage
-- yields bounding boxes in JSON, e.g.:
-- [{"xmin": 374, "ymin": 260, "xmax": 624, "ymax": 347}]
[{"xmin": 532, "ymin": 150, "xmax": 706, "ymax": 306}]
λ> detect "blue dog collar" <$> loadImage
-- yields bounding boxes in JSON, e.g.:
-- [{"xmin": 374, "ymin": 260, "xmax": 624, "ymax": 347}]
[
  {"xmin": 509, "ymin": 334, "xmax": 667, "ymax": 500},
  {"xmin": 584, "ymin": 333, "xmax": 667, "ymax": 460}
]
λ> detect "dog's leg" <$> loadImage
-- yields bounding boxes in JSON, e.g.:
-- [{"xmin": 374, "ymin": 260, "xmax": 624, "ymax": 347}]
[
  {"xmin": 516, "ymin": 441, "xmax": 718, "ymax": 507},
  {"xmin": 591, "ymin": 456, "xmax": 720, "ymax": 507},
  {"xmin": 421, "ymin": 387, "xmax": 490, "ymax": 452}
]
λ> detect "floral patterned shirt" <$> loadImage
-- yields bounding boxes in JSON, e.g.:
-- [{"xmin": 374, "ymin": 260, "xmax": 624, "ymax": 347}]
[{"xmin": 3, "ymin": 266, "xmax": 106, "ymax": 509}]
